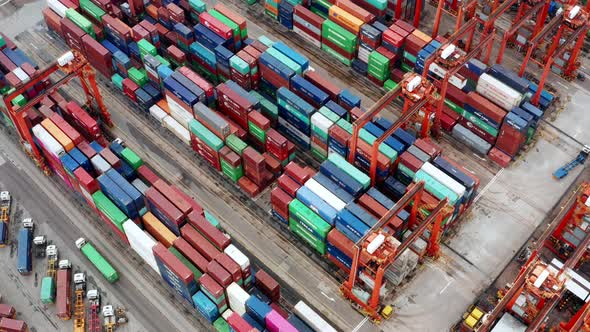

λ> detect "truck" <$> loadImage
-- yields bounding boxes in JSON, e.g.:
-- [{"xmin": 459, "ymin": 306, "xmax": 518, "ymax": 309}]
[
  {"xmin": 75, "ymin": 238, "xmax": 119, "ymax": 283},
  {"xmin": 33, "ymin": 235, "xmax": 47, "ymax": 258},
  {"xmin": 0, "ymin": 191, "xmax": 11, "ymax": 248},
  {"xmin": 40, "ymin": 245, "xmax": 58, "ymax": 304},
  {"xmin": 87, "ymin": 290, "xmax": 101, "ymax": 332},
  {"xmin": 56, "ymin": 260, "xmax": 72, "ymax": 320},
  {"xmin": 16, "ymin": 227, "xmax": 33, "ymax": 275},
  {"xmin": 74, "ymin": 273, "xmax": 86, "ymax": 332}
]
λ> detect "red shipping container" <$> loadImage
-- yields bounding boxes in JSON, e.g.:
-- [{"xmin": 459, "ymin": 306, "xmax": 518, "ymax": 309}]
[
  {"xmin": 294, "ymin": 5, "xmax": 324, "ymax": 28},
  {"xmin": 213, "ymin": 3, "xmax": 248, "ymax": 39},
  {"xmin": 74, "ymin": 167, "xmax": 98, "ymax": 193},
  {"xmin": 304, "ymin": 71, "xmax": 340, "ymax": 101},
  {"xmin": 153, "ymin": 243, "xmax": 195, "ymax": 284},
  {"xmin": 82, "ymin": 34, "xmax": 113, "ymax": 77},
  {"xmin": 215, "ymin": 253, "xmax": 242, "ymax": 284},
  {"xmin": 60, "ymin": 18, "xmax": 87, "ymax": 53},
  {"xmin": 264, "ymin": 153, "xmax": 282, "ymax": 174},
  {"xmin": 43, "ymin": 8, "xmax": 62, "ymax": 35},
  {"xmin": 132, "ymin": 25, "xmax": 150, "ymax": 42},
  {"xmin": 199, "ymin": 273, "xmax": 225, "ymax": 299},
  {"xmin": 238, "ymin": 176, "xmax": 260, "ymax": 197},
  {"xmin": 172, "ymin": 186, "xmax": 204, "ymax": 216},
  {"xmin": 459, "ymin": 116, "xmax": 497, "ymax": 145},
  {"xmin": 154, "ymin": 179, "xmax": 192, "ymax": 217},
  {"xmin": 335, "ymin": 0, "xmax": 375, "ymax": 22},
  {"xmin": 166, "ymin": 3, "xmax": 185, "ymax": 23},
  {"xmin": 465, "ymin": 92, "xmax": 506, "ymax": 125},
  {"xmin": 0, "ymin": 304, "xmax": 16, "ymax": 319},
  {"xmin": 413, "ymin": 138, "xmax": 441, "ymax": 158},
  {"xmin": 137, "ymin": 165, "xmax": 160, "ymax": 186},
  {"xmin": 270, "ymin": 303, "xmax": 289, "ymax": 319},
  {"xmin": 179, "ymin": 66, "xmax": 215, "ymax": 98},
  {"xmin": 199, "ymin": 12, "xmax": 232, "ymax": 40},
  {"xmin": 167, "ymin": 45, "xmax": 186, "ymax": 64},
  {"xmin": 174, "ymin": 237, "xmax": 210, "ymax": 272},
  {"xmin": 277, "ymin": 174, "xmax": 300, "ymax": 197},
  {"xmin": 145, "ymin": 187, "xmax": 185, "ymax": 231},
  {"xmin": 495, "ymin": 123, "xmax": 525, "ymax": 157},
  {"xmin": 77, "ymin": 141, "xmax": 96, "ymax": 160},
  {"xmin": 488, "ymin": 147, "xmax": 511, "ymax": 168},
  {"xmin": 0, "ymin": 51, "xmax": 16, "ymax": 73},
  {"xmin": 102, "ymin": 15, "xmax": 132, "ymax": 42},
  {"xmin": 188, "ymin": 211, "xmax": 230, "ymax": 250},
  {"xmin": 254, "ymin": 269, "xmax": 280, "ymax": 302},
  {"xmin": 122, "ymin": 78, "xmax": 139, "ymax": 102},
  {"xmin": 349, "ymin": 107, "xmax": 365, "ymax": 122},
  {"xmin": 399, "ymin": 151, "xmax": 423, "ymax": 173},
  {"xmin": 322, "ymin": 38, "xmax": 355, "ymax": 59},
  {"xmin": 293, "ymin": 20, "xmax": 321, "ymax": 41},
  {"xmin": 440, "ymin": 110, "xmax": 457, "ymax": 132},
  {"xmin": 270, "ymin": 186, "xmax": 292, "ymax": 216},
  {"xmin": 64, "ymin": 101, "xmax": 101, "ymax": 141},
  {"xmin": 394, "ymin": 19, "xmax": 415, "ymax": 33},
  {"xmin": 220, "ymin": 147, "xmax": 242, "ymax": 168},
  {"xmin": 98, "ymin": 150, "xmax": 121, "ymax": 171},
  {"xmin": 181, "ymin": 224, "xmax": 221, "ymax": 261},
  {"xmin": 56, "ymin": 268, "xmax": 72, "ymax": 320},
  {"xmin": 250, "ymin": 40, "xmax": 268, "ymax": 53},
  {"xmin": 358, "ymin": 194, "xmax": 388, "ymax": 218},
  {"xmin": 283, "ymin": 162, "xmax": 310, "ymax": 185},
  {"xmin": 49, "ymin": 113, "xmax": 83, "ymax": 145},
  {"xmin": 207, "ymin": 260, "xmax": 233, "ymax": 288},
  {"xmin": 0, "ymin": 318, "xmax": 27, "ymax": 332},
  {"xmin": 227, "ymin": 313, "xmax": 255, "ymax": 332},
  {"xmin": 0, "ymin": 33, "xmax": 16, "ymax": 50},
  {"xmin": 382, "ymin": 30, "xmax": 404, "ymax": 48}
]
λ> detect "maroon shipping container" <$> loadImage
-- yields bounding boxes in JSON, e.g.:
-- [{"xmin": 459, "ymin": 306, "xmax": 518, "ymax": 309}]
[
  {"xmin": 440, "ymin": 111, "xmax": 458, "ymax": 132},
  {"xmin": 237, "ymin": 176, "xmax": 260, "ymax": 197},
  {"xmin": 358, "ymin": 194, "xmax": 387, "ymax": 218},
  {"xmin": 227, "ymin": 313, "xmax": 254, "ymax": 332},
  {"xmin": 178, "ymin": 66, "xmax": 215, "ymax": 98},
  {"xmin": 167, "ymin": 45, "xmax": 186, "ymax": 64},
  {"xmin": 49, "ymin": 113, "xmax": 83, "ymax": 145},
  {"xmin": 393, "ymin": 19, "xmax": 415, "ymax": 33},
  {"xmin": 413, "ymin": 138, "xmax": 441, "ymax": 159},
  {"xmin": 56, "ymin": 268, "xmax": 72, "ymax": 320},
  {"xmin": 399, "ymin": 151, "xmax": 424, "ymax": 173},
  {"xmin": 349, "ymin": 107, "xmax": 365, "ymax": 122},
  {"xmin": 137, "ymin": 165, "xmax": 160, "ymax": 186},
  {"xmin": 283, "ymin": 162, "xmax": 310, "ymax": 185},
  {"xmin": 154, "ymin": 179, "xmax": 192, "ymax": 217},
  {"xmin": 181, "ymin": 224, "xmax": 221, "ymax": 261},
  {"xmin": 276, "ymin": 174, "xmax": 299, "ymax": 198},
  {"xmin": 153, "ymin": 243, "xmax": 195, "ymax": 284},
  {"xmin": 145, "ymin": 187, "xmax": 185, "ymax": 229},
  {"xmin": 77, "ymin": 141, "xmax": 97, "ymax": 159},
  {"xmin": 293, "ymin": 20, "xmax": 321, "ymax": 41},
  {"xmin": 132, "ymin": 23, "xmax": 150, "ymax": 42},
  {"xmin": 220, "ymin": 147, "xmax": 241, "ymax": 168},
  {"xmin": 215, "ymin": 254, "xmax": 242, "ymax": 284},
  {"xmin": 217, "ymin": 83, "xmax": 252, "ymax": 129},
  {"xmin": 199, "ymin": 12, "xmax": 232, "ymax": 40},
  {"xmin": 459, "ymin": 116, "xmax": 497, "ymax": 145},
  {"xmin": 171, "ymin": 186, "xmax": 204, "ymax": 216},
  {"xmin": 0, "ymin": 33, "xmax": 16, "ymax": 50},
  {"xmin": 99, "ymin": 148, "xmax": 121, "ymax": 169},
  {"xmin": 327, "ymin": 228, "xmax": 371, "ymax": 264},
  {"xmin": 250, "ymin": 40, "xmax": 268, "ymax": 53},
  {"xmin": 82, "ymin": 34, "xmax": 113, "ymax": 77},
  {"xmin": 188, "ymin": 211, "xmax": 230, "ymax": 250},
  {"xmin": 488, "ymin": 147, "xmax": 511, "ymax": 168},
  {"xmin": 495, "ymin": 123, "xmax": 525, "ymax": 158},
  {"xmin": 294, "ymin": 5, "xmax": 324, "ymax": 29},
  {"xmin": 207, "ymin": 260, "xmax": 232, "ymax": 288},
  {"xmin": 465, "ymin": 92, "xmax": 506, "ymax": 125},
  {"xmin": 173, "ymin": 237, "xmax": 210, "ymax": 272},
  {"xmin": 0, "ymin": 304, "xmax": 16, "ymax": 319},
  {"xmin": 199, "ymin": 273, "xmax": 225, "ymax": 299},
  {"xmin": 0, "ymin": 51, "xmax": 16, "ymax": 73},
  {"xmin": 304, "ymin": 71, "xmax": 340, "ymax": 101},
  {"xmin": 270, "ymin": 186, "xmax": 291, "ymax": 219},
  {"xmin": 335, "ymin": 0, "xmax": 375, "ymax": 22},
  {"xmin": 60, "ymin": 18, "xmax": 87, "ymax": 53},
  {"xmin": 264, "ymin": 153, "xmax": 281, "ymax": 175},
  {"xmin": 122, "ymin": 78, "xmax": 139, "ymax": 101},
  {"xmin": 270, "ymin": 302, "xmax": 289, "ymax": 318},
  {"xmin": 0, "ymin": 318, "xmax": 27, "ymax": 332},
  {"xmin": 259, "ymin": 62, "xmax": 290, "ymax": 91},
  {"xmin": 43, "ymin": 8, "xmax": 62, "ymax": 35},
  {"xmin": 322, "ymin": 38, "xmax": 355, "ymax": 59},
  {"xmin": 254, "ymin": 270, "xmax": 280, "ymax": 302},
  {"xmin": 101, "ymin": 15, "xmax": 132, "ymax": 42},
  {"xmin": 248, "ymin": 111, "xmax": 270, "ymax": 131}
]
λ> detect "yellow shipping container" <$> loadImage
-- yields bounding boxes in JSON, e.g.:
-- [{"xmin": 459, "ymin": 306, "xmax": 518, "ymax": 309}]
[
  {"xmin": 142, "ymin": 212, "xmax": 178, "ymax": 248},
  {"xmin": 412, "ymin": 29, "xmax": 432, "ymax": 43},
  {"xmin": 329, "ymin": 6, "xmax": 364, "ymax": 35},
  {"xmin": 41, "ymin": 118, "xmax": 75, "ymax": 152}
]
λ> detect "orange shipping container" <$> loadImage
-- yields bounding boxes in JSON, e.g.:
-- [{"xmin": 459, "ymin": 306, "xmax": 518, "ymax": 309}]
[
  {"xmin": 157, "ymin": 99, "xmax": 171, "ymax": 114},
  {"xmin": 143, "ymin": 212, "xmax": 178, "ymax": 247},
  {"xmin": 328, "ymin": 6, "xmax": 364, "ymax": 35},
  {"xmin": 264, "ymin": 3, "xmax": 278, "ymax": 15},
  {"xmin": 41, "ymin": 118, "xmax": 75, "ymax": 151},
  {"xmin": 412, "ymin": 29, "xmax": 432, "ymax": 43}
]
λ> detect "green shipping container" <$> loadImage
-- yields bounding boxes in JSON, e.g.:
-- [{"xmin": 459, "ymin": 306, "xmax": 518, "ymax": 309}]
[
  {"xmin": 190, "ymin": 0, "xmax": 207, "ymax": 13},
  {"xmin": 65, "ymin": 9, "xmax": 95, "ymax": 38},
  {"xmin": 321, "ymin": 44, "xmax": 352, "ymax": 66},
  {"xmin": 311, "ymin": 0, "xmax": 331, "ymax": 17},
  {"xmin": 128, "ymin": 68, "xmax": 148, "ymax": 87},
  {"xmin": 328, "ymin": 153, "xmax": 371, "ymax": 189},
  {"xmin": 401, "ymin": 63, "xmax": 413, "ymax": 73},
  {"xmin": 264, "ymin": 9, "xmax": 278, "ymax": 20},
  {"xmin": 248, "ymin": 122, "xmax": 267, "ymax": 142},
  {"xmin": 80, "ymin": 0, "xmax": 106, "ymax": 22},
  {"xmin": 0, "ymin": 35, "xmax": 5, "ymax": 48},
  {"xmin": 230, "ymin": 55, "xmax": 250, "ymax": 75},
  {"xmin": 318, "ymin": 106, "xmax": 340, "ymax": 123},
  {"xmin": 367, "ymin": 0, "xmax": 387, "ymax": 9},
  {"xmin": 40, "ymin": 277, "xmax": 56, "ymax": 304},
  {"xmin": 398, "ymin": 164, "xmax": 416, "ymax": 178},
  {"xmin": 258, "ymin": 37, "xmax": 275, "ymax": 48},
  {"xmin": 403, "ymin": 51, "xmax": 417, "ymax": 63},
  {"xmin": 155, "ymin": 55, "xmax": 171, "ymax": 68},
  {"xmin": 213, "ymin": 317, "xmax": 230, "ymax": 332},
  {"xmin": 120, "ymin": 147, "xmax": 143, "ymax": 169},
  {"xmin": 249, "ymin": 91, "xmax": 278, "ymax": 120},
  {"xmin": 311, "ymin": 146, "xmax": 328, "ymax": 161},
  {"xmin": 266, "ymin": 48, "xmax": 302, "ymax": 74},
  {"xmin": 359, "ymin": 129, "xmax": 398, "ymax": 161},
  {"xmin": 111, "ymin": 74, "xmax": 124, "ymax": 90},
  {"xmin": 414, "ymin": 170, "xmax": 459, "ymax": 205},
  {"xmin": 208, "ymin": 10, "xmax": 240, "ymax": 41},
  {"xmin": 336, "ymin": 118, "xmax": 353, "ymax": 134},
  {"xmin": 288, "ymin": 199, "xmax": 331, "ymax": 239},
  {"xmin": 321, "ymin": 20, "xmax": 357, "ymax": 53},
  {"xmin": 80, "ymin": 241, "xmax": 119, "ymax": 283},
  {"xmin": 138, "ymin": 39, "xmax": 157, "ymax": 59},
  {"xmin": 169, "ymin": 247, "xmax": 203, "ymax": 280},
  {"xmin": 462, "ymin": 110, "xmax": 499, "ymax": 137},
  {"xmin": 277, "ymin": 99, "xmax": 310, "ymax": 125},
  {"xmin": 92, "ymin": 191, "xmax": 127, "ymax": 231},
  {"xmin": 12, "ymin": 94, "xmax": 27, "ymax": 107},
  {"xmin": 221, "ymin": 158, "xmax": 244, "ymax": 182},
  {"xmin": 289, "ymin": 218, "xmax": 327, "ymax": 254},
  {"xmin": 225, "ymin": 134, "xmax": 248, "ymax": 155},
  {"xmin": 189, "ymin": 119, "xmax": 224, "ymax": 151},
  {"xmin": 204, "ymin": 211, "xmax": 222, "ymax": 229},
  {"xmin": 384, "ymin": 79, "xmax": 398, "ymax": 91}
]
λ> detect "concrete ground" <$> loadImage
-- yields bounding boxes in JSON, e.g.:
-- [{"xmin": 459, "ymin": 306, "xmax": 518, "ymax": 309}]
[{"xmin": 2, "ymin": 1, "xmax": 590, "ymax": 331}]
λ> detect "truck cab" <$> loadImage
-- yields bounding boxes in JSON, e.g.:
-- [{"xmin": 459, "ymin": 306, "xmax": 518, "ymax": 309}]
[
  {"xmin": 74, "ymin": 273, "xmax": 87, "ymax": 293},
  {"xmin": 75, "ymin": 238, "xmax": 87, "ymax": 249},
  {"xmin": 46, "ymin": 245, "xmax": 58, "ymax": 258},
  {"xmin": 59, "ymin": 259, "xmax": 72, "ymax": 270},
  {"xmin": 34, "ymin": 235, "xmax": 47, "ymax": 258},
  {"xmin": 22, "ymin": 218, "xmax": 34, "ymax": 230}
]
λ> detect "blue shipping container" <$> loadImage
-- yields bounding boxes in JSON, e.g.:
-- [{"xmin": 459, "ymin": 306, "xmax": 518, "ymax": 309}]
[
  {"xmin": 313, "ymin": 173, "xmax": 354, "ymax": 204},
  {"xmin": 163, "ymin": 76, "xmax": 199, "ymax": 107},
  {"xmin": 346, "ymin": 202, "xmax": 378, "ymax": 227},
  {"xmin": 290, "ymin": 75, "xmax": 330, "ymax": 107},
  {"xmin": 245, "ymin": 296, "xmax": 272, "ymax": 325},
  {"xmin": 98, "ymin": 173, "xmax": 138, "ymax": 219},
  {"xmin": 17, "ymin": 228, "xmax": 32, "ymax": 274},
  {"xmin": 155, "ymin": 254, "xmax": 197, "ymax": 303},
  {"xmin": 272, "ymin": 41, "xmax": 309, "ymax": 72},
  {"xmin": 339, "ymin": 89, "xmax": 361, "ymax": 110},
  {"xmin": 0, "ymin": 222, "xmax": 6, "ymax": 246},
  {"xmin": 335, "ymin": 209, "xmax": 370, "ymax": 243},
  {"xmin": 259, "ymin": 53, "xmax": 296, "ymax": 81},
  {"xmin": 296, "ymin": 186, "xmax": 338, "ymax": 225},
  {"xmin": 69, "ymin": 148, "xmax": 92, "ymax": 173},
  {"xmin": 319, "ymin": 160, "xmax": 364, "ymax": 197},
  {"xmin": 60, "ymin": 154, "xmax": 79, "ymax": 174},
  {"xmin": 105, "ymin": 169, "xmax": 145, "ymax": 212},
  {"xmin": 192, "ymin": 291, "xmax": 219, "ymax": 323}
]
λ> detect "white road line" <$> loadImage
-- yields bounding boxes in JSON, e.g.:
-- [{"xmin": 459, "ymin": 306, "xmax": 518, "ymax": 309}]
[
  {"xmin": 473, "ymin": 168, "xmax": 505, "ymax": 204},
  {"xmin": 439, "ymin": 280, "xmax": 453, "ymax": 295},
  {"xmin": 352, "ymin": 316, "xmax": 370, "ymax": 332},
  {"xmin": 321, "ymin": 291, "xmax": 336, "ymax": 302}
]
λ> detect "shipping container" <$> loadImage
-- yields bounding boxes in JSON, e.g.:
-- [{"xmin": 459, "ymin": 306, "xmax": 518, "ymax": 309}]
[
  {"xmin": 77, "ymin": 238, "xmax": 119, "ymax": 283},
  {"xmin": 56, "ymin": 267, "xmax": 72, "ymax": 320},
  {"xmin": 16, "ymin": 228, "xmax": 32, "ymax": 274}
]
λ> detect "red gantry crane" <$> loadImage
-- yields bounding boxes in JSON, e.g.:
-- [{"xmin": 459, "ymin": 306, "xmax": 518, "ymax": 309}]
[
  {"xmin": 519, "ymin": 4, "xmax": 590, "ymax": 105},
  {"xmin": 468, "ymin": 183, "xmax": 590, "ymax": 332},
  {"xmin": 432, "ymin": 0, "xmax": 479, "ymax": 37},
  {"xmin": 340, "ymin": 181, "xmax": 451, "ymax": 322},
  {"xmin": 422, "ymin": 21, "xmax": 496, "ymax": 137},
  {"xmin": 0, "ymin": 50, "xmax": 112, "ymax": 175}
]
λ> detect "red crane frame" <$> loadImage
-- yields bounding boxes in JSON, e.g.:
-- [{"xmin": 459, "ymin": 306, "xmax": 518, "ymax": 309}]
[
  {"xmin": 476, "ymin": 183, "xmax": 589, "ymax": 331},
  {"xmin": 496, "ymin": 0, "xmax": 551, "ymax": 64},
  {"xmin": 432, "ymin": 0, "xmax": 478, "ymax": 38},
  {"xmin": 340, "ymin": 181, "xmax": 449, "ymax": 322},
  {"xmin": 0, "ymin": 50, "xmax": 112, "ymax": 175},
  {"xmin": 422, "ymin": 21, "xmax": 496, "ymax": 137}
]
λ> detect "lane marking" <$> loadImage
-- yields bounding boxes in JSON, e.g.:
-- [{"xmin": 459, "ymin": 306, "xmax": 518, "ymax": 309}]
[
  {"xmin": 439, "ymin": 280, "xmax": 453, "ymax": 295},
  {"xmin": 352, "ymin": 316, "xmax": 370, "ymax": 332},
  {"xmin": 321, "ymin": 291, "xmax": 335, "ymax": 302},
  {"xmin": 473, "ymin": 168, "xmax": 505, "ymax": 204}
]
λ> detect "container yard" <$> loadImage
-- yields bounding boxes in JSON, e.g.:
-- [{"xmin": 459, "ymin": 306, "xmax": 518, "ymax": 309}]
[{"xmin": 1, "ymin": 0, "xmax": 590, "ymax": 329}]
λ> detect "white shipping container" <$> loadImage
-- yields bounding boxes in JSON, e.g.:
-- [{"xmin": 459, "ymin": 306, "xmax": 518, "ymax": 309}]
[
  {"xmin": 429, "ymin": 63, "xmax": 466, "ymax": 89},
  {"xmin": 163, "ymin": 116, "xmax": 191, "ymax": 145},
  {"xmin": 226, "ymin": 282, "xmax": 249, "ymax": 316},
  {"xmin": 90, "ymin": 155, "xmax": 111, "ymax": 174},
  {"xmin": 293, "ymin": 15, "xmax": 321, "ymax": 35},
  {"xmin": 13, "ymin": 68, "xmax": 30, "ymax": 83},
  {"xmin": 476, "ymin": 73, "xmax": 524, "ymax": 111},
  {"xmin": 123, "ymin": 220, "xmax": 160, "ymax": 273},
  {"xmin": 32, "ymin": 124, "xmax": 65, "ymax": 158},
  {"xmin": 293, "ymin": 26, "xmax": 322, "ymax": 48},
  {"xmin": 47, "ymin": 0, "xmax": 68, "ymax": 17},
  {"xmin": 149, "ymin": 105, "xmax": 168, "ymax": 124},
  {"xmin": 357, "ymin": 45, "xmax": 372, "ymax": 64},
  {"xmin": 221, "ymin": 309, "xmax": 234, "ymax": 321},
  {"xmin": 131, "ymin": 179, "xmax": 149, "ymax": 195},
  {"xmin": 311, "ymin": 112, "xmax": 333, "ymax": 136},
  {"xmin": 294, "ymin": 301, "xmax": 338, "ymax": 332},
  {"xmin": 166, "ymin": 96, "xmax": 194, "ymax": 129},
  {"xmin": 421, "ymin": 162, "xmax": 466, "ymax": 199},
  {"xmin": 305, "ymin": 178, "xmax": 346, "ymax": 211},
  {"xmin": 224, "ymin": 244, "xmax": 250, "ymax": 272}
]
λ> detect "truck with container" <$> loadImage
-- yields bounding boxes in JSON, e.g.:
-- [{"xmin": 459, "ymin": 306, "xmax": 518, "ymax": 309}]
[
  {"xmin": 75, "ymin": 238, "xmax": 119, "ymax": 283},
  {"xmin": 16, "ymin": 226, "xmax": 33, "ymax": 275},
  {"xmin": 56, "ymin": 260, "xmax": 72, "ymax": 320},
  {"xmin": 40, "ymin": 245, "xmax": 58, "ymax": 304},
  {"xmin": 73, "ymin": 273, "xmax": 86, "ymax": 332},
  {"xmin": 87, "ymin": 290, "xmax": 101, "ymax": 332},
  {"xmin": 0, "ymin": 191, "xmax": 11, "ymax": 248}
]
